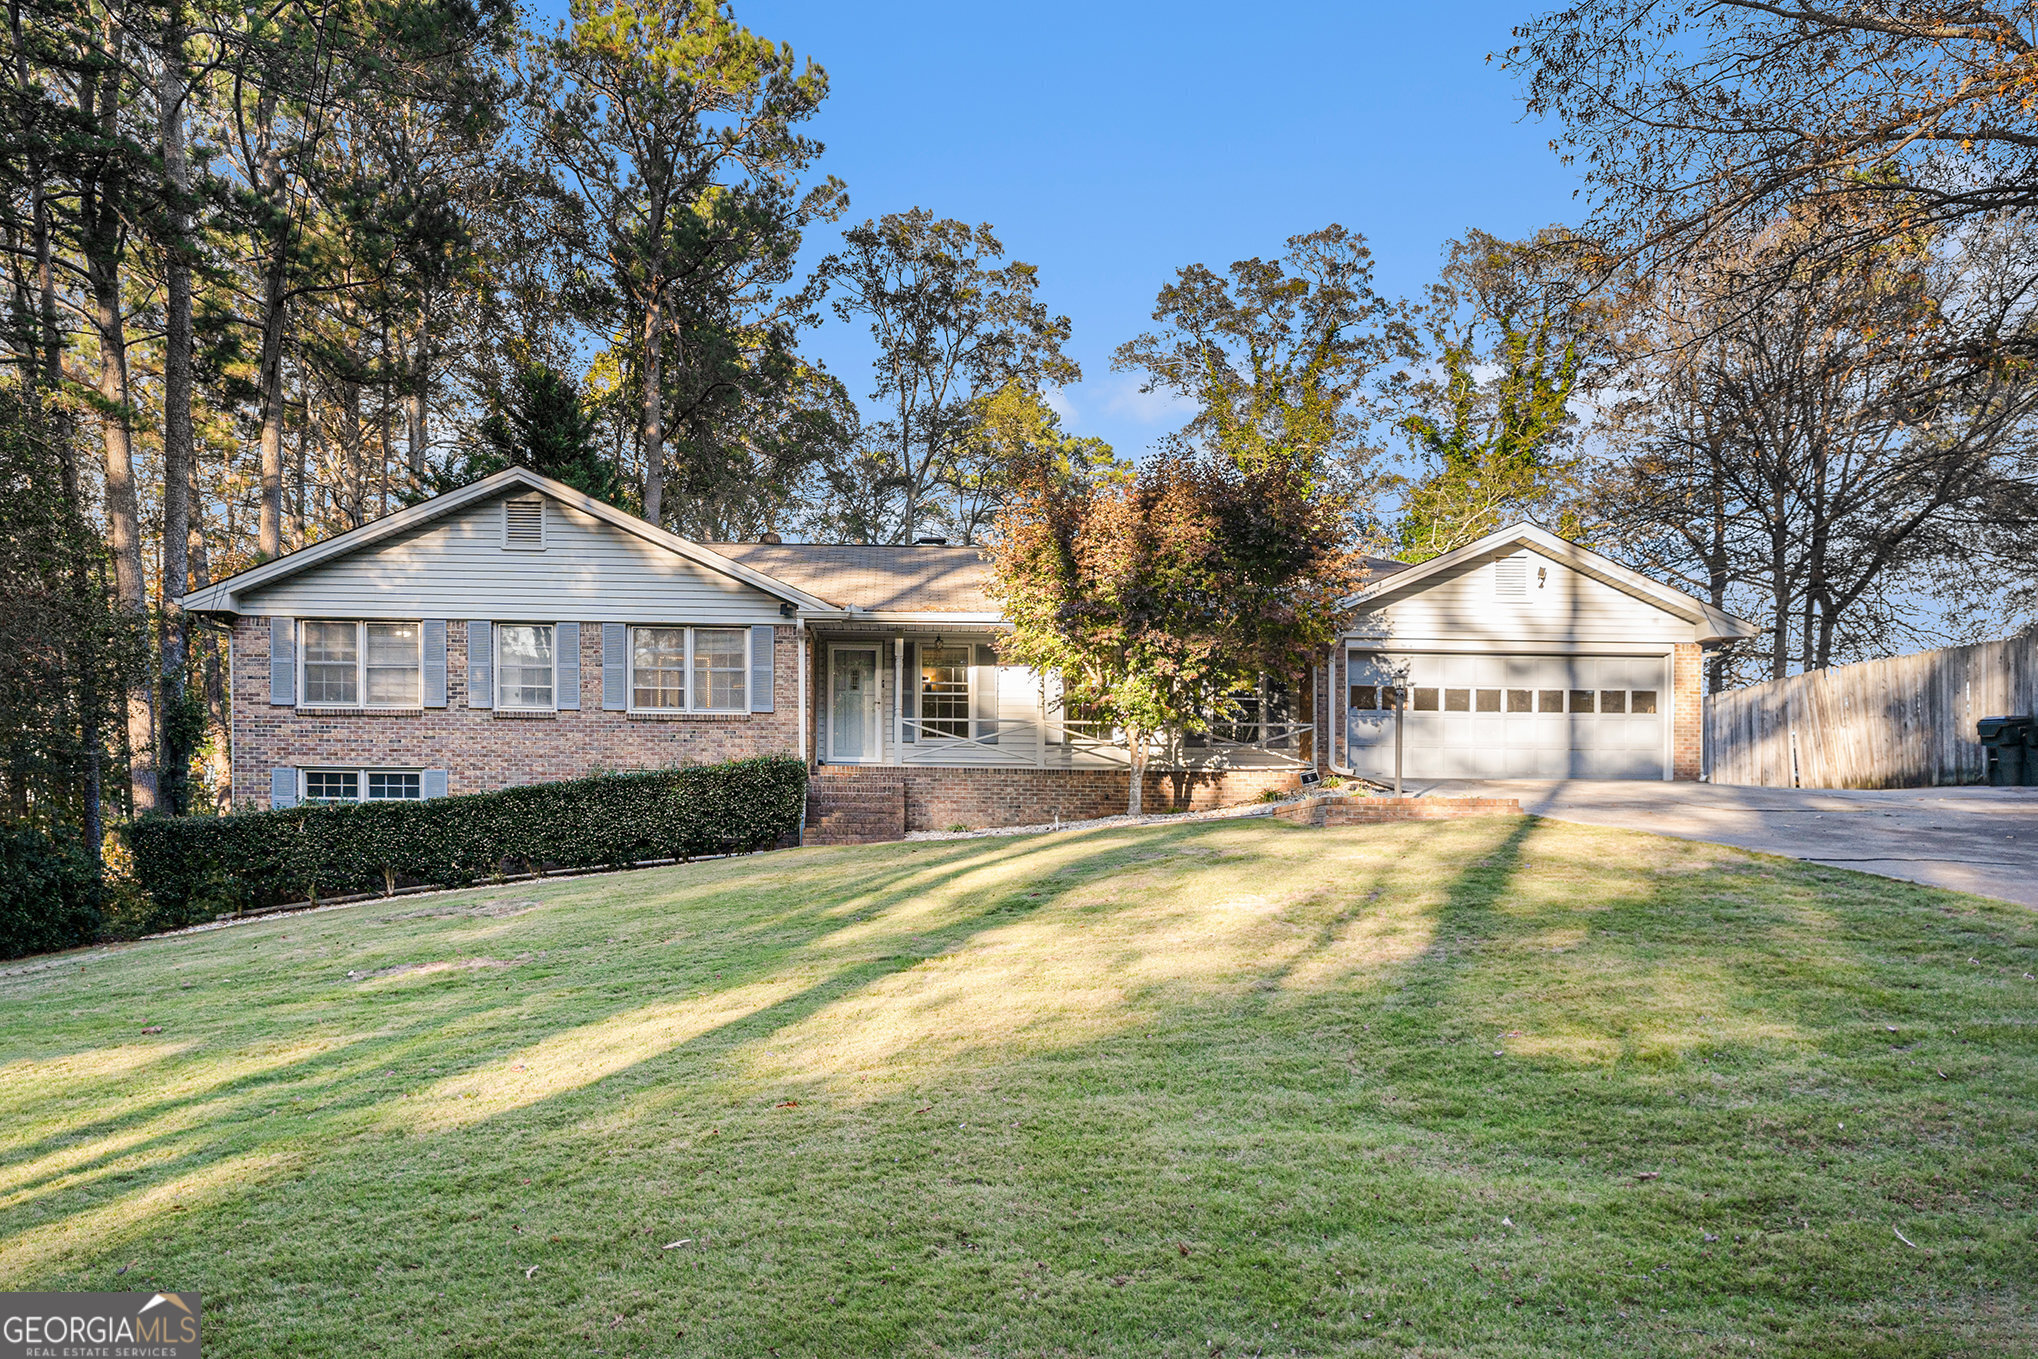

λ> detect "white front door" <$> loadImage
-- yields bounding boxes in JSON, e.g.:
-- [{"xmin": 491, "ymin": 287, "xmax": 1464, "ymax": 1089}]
[{"xmin": 829, "ymin": 647, "xmax": 881, "ymax": 763}]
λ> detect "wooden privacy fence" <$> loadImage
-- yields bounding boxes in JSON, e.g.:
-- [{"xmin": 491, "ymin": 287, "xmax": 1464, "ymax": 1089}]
[{"xmin": 1704, "ymin": 636, "xmax": 2038, "ymax": 788}]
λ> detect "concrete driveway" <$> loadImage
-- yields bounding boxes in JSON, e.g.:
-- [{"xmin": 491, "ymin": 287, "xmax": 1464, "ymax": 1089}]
[{"xmin": 1416, "ymin": 778, "xmax": 2038, "ymax": 907}]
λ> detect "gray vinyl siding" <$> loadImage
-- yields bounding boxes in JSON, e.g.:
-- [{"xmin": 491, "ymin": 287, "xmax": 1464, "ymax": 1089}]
[
  {"xmin": 238, "ymin": 492, "xmax": 786, "ymax": 624},
  {"xmin": 1349, "ymin": 548, "xmax": 1702, "ymax": 648}
]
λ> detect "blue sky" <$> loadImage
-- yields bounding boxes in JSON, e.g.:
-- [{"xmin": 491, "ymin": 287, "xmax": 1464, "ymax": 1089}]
[{"xmin": 533, "ymin": 0, "xmax": 1585, "ymax": 460}]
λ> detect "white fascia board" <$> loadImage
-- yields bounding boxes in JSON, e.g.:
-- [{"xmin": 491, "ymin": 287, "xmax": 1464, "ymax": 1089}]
[
  {"xmin": 178, "ymin": 467, "xmax": 833, "ymax": 616},
  {"xmin": 1343, "ymin": 522, "xmax": 1760, "ymax": 640},
  {"xmin": 814, "ymin": 611, "xmax": 1007, "ymax": 625}
]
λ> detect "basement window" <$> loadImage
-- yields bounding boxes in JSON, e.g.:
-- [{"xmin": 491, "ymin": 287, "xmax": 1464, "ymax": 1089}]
[{"xmin": 303, "ymin": 769, "xmax": 422, "ymax": 803}]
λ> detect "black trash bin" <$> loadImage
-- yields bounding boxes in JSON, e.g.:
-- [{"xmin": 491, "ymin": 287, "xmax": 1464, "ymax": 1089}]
[
  {"xmin": 1978, "ymin": 715, "xmax": 2034, "ymax": 786},
  {"xmin": 2024, "ymin": 720, "xmax": 2038, "ymax": 787}
]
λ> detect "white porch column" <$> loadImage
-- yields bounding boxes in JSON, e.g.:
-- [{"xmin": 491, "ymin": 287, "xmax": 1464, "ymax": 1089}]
[{"xmin": 893, "ymin": 635, "xmax": 904, "ymax": 764}]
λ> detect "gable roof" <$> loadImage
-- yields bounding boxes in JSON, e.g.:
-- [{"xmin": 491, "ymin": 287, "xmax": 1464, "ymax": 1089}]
[
  {"xmin": 1345, "ymin": 522, "xmax": 1761, "ymax": 644},
  {"xmin": 701, "ymin": 542, "xmax": 999, "ymax": 616},
  {"xmin": 176, "ymin": 468, "xmax": 835, "ymax": 616}
]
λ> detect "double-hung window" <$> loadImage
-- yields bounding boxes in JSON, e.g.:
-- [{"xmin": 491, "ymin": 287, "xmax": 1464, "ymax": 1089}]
[
  {"xmin": 918, "ymin": 645, "xmax": 971, "ymax": 739},
  {"xmin": 496, "ymin": 624, "xmax": 556, "ymax": 709},
  {"xmin": 632, "ymin": 627, "xmax": 688, "ymax": 709},
  {"xmin": 693, "ymin": 629, "xmax": 747, "ymax": 711},
  {"xmin": 300, "ymin": 620, "xmax": 420, "ymax": 707},
  {"xmin": 627, "ymin": 626, "xmax": 747, "ymax": 712}
]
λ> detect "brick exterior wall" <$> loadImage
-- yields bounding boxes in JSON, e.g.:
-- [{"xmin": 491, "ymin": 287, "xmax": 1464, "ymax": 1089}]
[
  {"xmin": 1673, "ymin": 641, "xmax": 1703, "ymax": 781},
  {"xmin": 810, "ymin": 764, "xmax": 1305, "ymax": 834},
  {"xmin": 231, "ymin": 618, "xmax": 803, "ymax": 809}
]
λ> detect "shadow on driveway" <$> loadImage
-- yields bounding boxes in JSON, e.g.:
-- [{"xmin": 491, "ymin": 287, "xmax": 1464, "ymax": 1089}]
[{"xmin": 1414, "ymin": 778, "xmax": 2038, "ymax": 907}]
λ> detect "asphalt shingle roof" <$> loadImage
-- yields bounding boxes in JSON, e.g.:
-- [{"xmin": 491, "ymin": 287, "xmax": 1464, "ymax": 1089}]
[
  {"xmin": 702, "ymin": 541, "xmax": 1412, "ymax": 614},
  {"xmin": 701, "ymin": 543, "xmax": 998, "ymax": 613}
]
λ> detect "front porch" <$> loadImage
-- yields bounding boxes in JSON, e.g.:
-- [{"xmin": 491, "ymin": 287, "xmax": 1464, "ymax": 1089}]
[{"xmin": 806, "ymin": 625, "xmax": 1316, "ymax": 773}]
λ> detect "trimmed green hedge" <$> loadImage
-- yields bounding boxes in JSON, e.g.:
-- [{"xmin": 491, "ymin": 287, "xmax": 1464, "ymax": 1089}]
[
  {"xmin": 0, "ymin": 823, "xmax": 103, "ymax": 959},
  {"xmin": 124, "ymin": 755, "xmax": 807, "ymax": 933}
]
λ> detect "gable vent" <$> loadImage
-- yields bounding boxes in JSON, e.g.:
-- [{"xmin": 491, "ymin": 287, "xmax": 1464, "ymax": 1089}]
[
  {"xmin": 503, "ymin": 496, "xmax": 546, "ymax": 550},
  {"xmin": 1495, "ymin": 553, "xmax": 1527, "ymax": 599}
]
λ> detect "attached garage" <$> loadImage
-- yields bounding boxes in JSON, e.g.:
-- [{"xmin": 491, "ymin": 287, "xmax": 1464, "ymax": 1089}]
[
  {"xmin": 1331, "ymin": 526, "xmax": 1759, "ymax": 783},
  {"xmin": 1347, "ymin": 650, "xmax": 1668, "ymax": 780}
]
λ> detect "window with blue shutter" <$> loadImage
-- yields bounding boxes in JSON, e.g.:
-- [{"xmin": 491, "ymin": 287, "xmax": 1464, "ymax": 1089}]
[
  {"xmin": 601, "ymin": 624, "xmax": 627, "ymax": 709},
  {"xmin": 973, "ymin": 644, "xmax": 999, "ymax": 744},
  {"xmin": 749, "ymin": 625, "xmax": 775, "ymax": 711},
  {"xmin": 556, "ymin": 622, "xmax": 581, "ymax": 709},
  {"xmin": 269, "ymin": 617, "xmax": 295, "ymax": 705},
  {"xmin": 466, "ymin": 621, "xmax": 492, "ymax": 708},
  {"xmin": 422, "ymin": 620, "xmax": 448, "ymax": 707},
  {"xmin": 900, "ymin": 641, "xmax": 917, "ymax": 742}
]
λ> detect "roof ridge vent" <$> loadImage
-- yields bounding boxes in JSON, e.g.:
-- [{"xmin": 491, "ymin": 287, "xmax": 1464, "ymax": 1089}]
[
  {"xmin": 503, "ymin": 495, "xmax": 546, "ymax": 550},
  {"xmin": 913, "ymin": 535, "xmax": 949, "ymax": 546}
]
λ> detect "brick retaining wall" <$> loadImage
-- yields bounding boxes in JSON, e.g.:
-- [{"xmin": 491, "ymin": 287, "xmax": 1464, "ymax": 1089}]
[{"xmin": 1273, "ymin": 794, "xmax": 1523, "ymax": 826}]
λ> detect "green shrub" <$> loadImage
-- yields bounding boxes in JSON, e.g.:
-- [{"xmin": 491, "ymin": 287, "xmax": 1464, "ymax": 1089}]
[
  {"xmin": 123, "ymin": 755, "xmax": 807, "ymax": 934},
  {"xmin": 0, "ymin": 822, "xmax": 102, "ymax": 960}
]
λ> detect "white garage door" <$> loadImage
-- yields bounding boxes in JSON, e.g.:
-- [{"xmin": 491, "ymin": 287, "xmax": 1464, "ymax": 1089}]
[{"xmin": 1346, "ymin": 651, "xmax": 1668, "ymax": 780}]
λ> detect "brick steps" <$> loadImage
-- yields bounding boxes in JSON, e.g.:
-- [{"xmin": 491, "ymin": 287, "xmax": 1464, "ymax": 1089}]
[
  {"xmin": 1273, "ymin": 793, "xmax": 1523, "ymax": 826},
  {"xmin": 804, "ymin": 769, "xmax": 906, "ymax": 845}
]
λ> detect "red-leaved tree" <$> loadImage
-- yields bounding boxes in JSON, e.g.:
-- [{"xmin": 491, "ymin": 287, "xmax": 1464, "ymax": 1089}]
[{"xmin": 988, "ymin": 452, "xmax": 1366, "ymax": 815}]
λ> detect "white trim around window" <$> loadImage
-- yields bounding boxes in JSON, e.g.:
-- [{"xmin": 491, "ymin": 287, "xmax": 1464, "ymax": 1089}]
[
  {"xmin": 626, "ymin": 624, "xmax": 750, "ymax": 713},
  {"xmin": 494, "ymin": 623, "xmax": 557, "ymax": 711},
  {"xmin": 301, "ymin": 767, "xmax": 425, "ymax": 804},
  {"xmin": 297, "ymin": 619, "xmax": 422, "ymax": 709}
]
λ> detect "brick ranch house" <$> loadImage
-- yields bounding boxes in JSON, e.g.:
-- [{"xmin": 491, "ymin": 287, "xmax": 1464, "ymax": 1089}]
[{"xmin": 179, "ymin": 468, "xmax": 1757, "ymax": 841}]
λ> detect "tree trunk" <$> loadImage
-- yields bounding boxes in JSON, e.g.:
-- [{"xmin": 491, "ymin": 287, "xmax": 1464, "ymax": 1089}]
[
  {"xmin": 254, "ymin": 87, "xmax": 288, "ymax": 558},
  {"xmin": 1126, "ymin": 728, "xmax": 1146, "ymax": 816},
  {"xmin": 641, "ymin": 293, "xmax": 664, "ymax": 525},
  {"xmin": 156, "ymin": 0, "xmax": 193, "ymax": 815},
  {"xmin": 83, "ymin": 118, "xmax": 154, "ymax": 814},
  {"xmin": 188, "ymin": 448, "xmax": 228, "ymax": 812},
  {"xmin": 292, "ymin": 375, "xmax": 308, "ymax": 547},
  {"xmin": 408, "ymin": 304, "xmax": 429, "ymax": 484},
  {"xmin": 343, "ymin": 372, "xmax": 364, "ymax": 527},
  {"xmin": 378, "ymin": 324, "xmax": 393, "ymax": 517}
]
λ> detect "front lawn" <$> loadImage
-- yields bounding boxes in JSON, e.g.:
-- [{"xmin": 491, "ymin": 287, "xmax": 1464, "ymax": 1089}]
[{"xmin": 3, "ymin": 816, "xmax": 2034, "ymax": 1356}]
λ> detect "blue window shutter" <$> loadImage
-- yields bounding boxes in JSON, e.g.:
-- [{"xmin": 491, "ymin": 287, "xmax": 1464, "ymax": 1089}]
[
  {"xmin": 270, "ymin": 767, "xmax": 298, "ymax": 809},
  {"xmin": 974, "ymin": 644, "xmax": 999, "ymax": 744},
  {"xmin": 749, "ymin": 625, "xmax": 775, "ymax": 712},
  {"xmin": 269, "ymin": 617, "xmax": 295, "ymax": 705},
  {"xmin": 556, "ymin": 622, "xmax": 581, "ymax": 709},
  {"xmin": 422, "ymin": 619, "xmax": 448, "ymax": 707},
  {"xmin": 901, "ymin": 641, "xmax": 916, "ymax": 742},
  {"xmin": 421, "ymin": 768, "xmax": 448, "ymax": 799},
  {"xmin": 602, "ymin": 624, "xmax": 627, "ymax": 710},
  {"xmin": 467, "ymin": 621, "xmax": 492, "ymax": 708}
]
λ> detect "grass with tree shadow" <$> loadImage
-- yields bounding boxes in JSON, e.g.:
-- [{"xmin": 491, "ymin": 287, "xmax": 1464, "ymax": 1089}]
[{"xmin": 2, "ymin": 814, "xmax": 2034, "ymax": 1357}]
